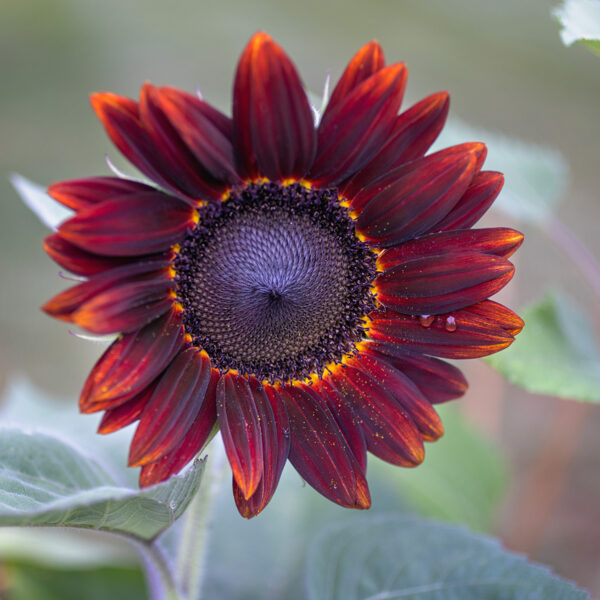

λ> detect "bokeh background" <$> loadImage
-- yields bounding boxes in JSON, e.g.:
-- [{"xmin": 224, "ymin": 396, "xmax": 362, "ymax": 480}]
[{"xmin": 1, "ymin": 0, "xmax": 599, "ymax": 598}]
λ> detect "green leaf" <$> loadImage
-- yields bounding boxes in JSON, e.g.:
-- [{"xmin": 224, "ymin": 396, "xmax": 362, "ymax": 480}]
[
  {"xmin": 0, "ymin": 376, "xmax": 139, "ymax": 487},
  {"xmin": 10, "ymin": 173, "xmax": 72, "ymax": 230},
  {"xmin": 306, "ymin": 516, "xmax": 589, "ymax": 600},
  {"xmin": 485, "ymin": 292, "xmax": 600, "ymax": 402},
  {"xmin": 376, "ymin": 405, "xmax": 506, "ymax": 531},
  {"xmin": 553, "ymin": 0, "xmax": 600, "ymax": 56},
  {"xmin": 434, "ymin": 119, "xmax": 568, "ymax": 224},
  {"xmin": 0, "ymin": 427, "xmax": 205, "ymax": 540},
  {"xmin": 6, "ymin": 561, "xmax": 146, "ymax": 600}
]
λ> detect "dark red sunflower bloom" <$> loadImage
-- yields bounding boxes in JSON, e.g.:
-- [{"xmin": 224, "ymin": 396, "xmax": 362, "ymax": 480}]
[{"xmin": 43, "ymin": 32, "xmax": 523, "ymax": 518}]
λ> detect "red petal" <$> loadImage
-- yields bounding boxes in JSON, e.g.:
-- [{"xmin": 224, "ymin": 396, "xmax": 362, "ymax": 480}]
[
  {"xmin": 79, "ymin": 310, "xmax": 184, "ymax": 413},
  {"xmin": 347, "ymin": 352, "xmax": 443, "ymax": 441},
  {"xmin": 341, "ymin": 92, "xmax": 449, "ymax": 198},
  {"xmin": 281, "ymin": 384, "xmax": 370, "ymax": 509},
  {"xmin": 375, "ymin": 252, "xmax": 515, "ymax": 314},
  {"xmin": 315, "ymin": 379, "xmax": 367, "ymax": 473},
  {"xmin": 48, "ymin": 177, "xmax": 157, "ymax": 211},
  {"xmin": 42, "ymin": 256, "xmax": 170, "ymax": 322},
  {"xmin": 328, "ymin": 366, "xmax": 425, "ymax": 466},
  {"xmin": 72, "ymin": 273, "xmax": 174, "ymax": 335},
  {"xmin": 431, "ymin": 171, "xmax": 504, "ymax": 232},
  {"xmin": 232, "ymin": 381, "xmax": 291, "ymax": 518},
  {"xmin": 326, "ymin": 41, "xmax": 385, "ymax": 111},
  {"xmin": 355, "ymin": 149, "xmax": 478, "ymax": 247},
  {"xmin": 362, "ymin": 342, "xmax": 468, "ymax": 404},
  {"xmin": 58, "ymin": 191, "xmax": 194, "ymax": 257},
  {"xmin": 97, "ymin": 380, "xmax": 158, "ymax": 434},
  {"xmin": 153, "ymin": 87, "xmax": 240, "ymax": 184},
  {"xmin": 44, "ymin": 234, "xmax": 135, "ymax": 276},
  {"xmin": 91, "ymin": 92, "xmax": 210, "ymax": 203},
  {"xmin": 350, "ymin": 142, "xmax": 485, "ymax": 214},
  {"xmin": 139, "ymin": 369, "xmax": 219, "ymax": 486},
  {"xmin": 233, "ymin": 32, "xmax": 316, "ymax": 181},
  {"xmin": 377, "ymin": 228, "xmax": 524, "ymax": 271},
  {"xmin": 139, "ymin": 83, "xmax": 231, "ymax": 198},
  {"xmin": 368, "ymin": 307, "xmax": 517, "ymax": 358},
  {"xmin": 310, "ymin": 63, "xmax": 407, "ymax": 186},
  {"xmin": 463, "ymin": 300, "xmax": 524, "ymax": 335},
  {"xmin": 217, "ymin": 373, "xmax": 264, "ymax": 500},
  {"xmin": 129, "ymin": 349, "xmax": 212, "ymax": 466}
]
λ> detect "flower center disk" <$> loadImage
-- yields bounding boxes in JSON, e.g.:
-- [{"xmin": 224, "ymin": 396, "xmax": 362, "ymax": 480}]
[{"xmin": 174, "ymin": 182, "xmax": 377, "ymax": 383}]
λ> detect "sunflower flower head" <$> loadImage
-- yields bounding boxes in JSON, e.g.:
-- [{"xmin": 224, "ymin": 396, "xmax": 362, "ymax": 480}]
[{"xmin": 43, "ymin": 32, "xmax": 523, "ymax": 518}]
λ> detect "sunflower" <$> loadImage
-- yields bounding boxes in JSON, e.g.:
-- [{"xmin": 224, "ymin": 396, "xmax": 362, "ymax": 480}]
[{"xmin": 43, "ymin": 32, "xmax": 523, "ymax": 518}]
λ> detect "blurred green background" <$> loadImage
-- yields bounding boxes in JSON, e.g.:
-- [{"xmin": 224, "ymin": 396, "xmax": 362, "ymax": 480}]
[{"xmin": 1, "ymin": 0, "xmax": 599, "ymax": 597}]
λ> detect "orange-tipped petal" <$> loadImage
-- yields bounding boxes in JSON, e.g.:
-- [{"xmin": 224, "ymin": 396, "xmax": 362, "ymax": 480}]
[
  {"xmin": 129, "ymin": 349, "xmax": 212, "ymax": 467},
  {"xmin": 233, "ymin": 32, "xmax": 316, "ymax": 181},
  {"xmin": 327, "ymin": 40, "xmax": 385, "ymax": 111}
]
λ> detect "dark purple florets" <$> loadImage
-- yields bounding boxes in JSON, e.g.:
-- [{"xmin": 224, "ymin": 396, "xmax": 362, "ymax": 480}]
[{"xmin": 174, "ymin": 182, "xmax": 377, "ymax": 383}]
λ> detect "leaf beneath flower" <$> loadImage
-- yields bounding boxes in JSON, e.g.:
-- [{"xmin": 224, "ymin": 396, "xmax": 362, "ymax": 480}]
[
  {"xmin": 0, "ymin": 427, "xmax": 205, "ymax": 541},
  {"xmin": 306, "ymin": 516, "xmax": 589, "ymax": 600},
  {"xmin": 485, "ymin": 292, "xmax": 600, "ymax": 402}
]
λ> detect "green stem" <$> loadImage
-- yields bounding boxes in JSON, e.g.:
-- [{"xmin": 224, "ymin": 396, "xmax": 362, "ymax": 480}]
[
  {"xmin": 175, "ymin": 441, "xmax": 227, "ymax": 600},
  {"xmin": 138, "ymin": 540, "xmax": 182, "ymax": 600}
]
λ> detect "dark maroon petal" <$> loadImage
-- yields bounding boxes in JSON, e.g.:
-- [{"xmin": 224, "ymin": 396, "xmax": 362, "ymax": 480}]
[
  {"xmin": 326, "ymin": 41, "xmax": 385, "ymax": 111},
  {"xmin": 42, "ymin": 256, "xmax": 171, "ymax": 322},
  {"xmin": 58, "ymin": 192, "xmax": 194, "ymax": 257},
  {"xmin": 355, "ymin": 149, "xmax": 478, "ymax": 247},
  {"xmin": 79, "ymin": 310, "xmax": 184, "ymax": 413},
  {"xmin": 431, "ymin": 171, "xmax": 504, "ymax": 232},
  {"xmin": 328, "ymin": 365, "xmax": 424, "ymax": 467},
  {"xmin": 129, "ymin": 349, "xmax": 212, "ymax": 467},
  {"xmin": 367, "ymin": 307, "xmax": 517, "ymax": 359},
  {"xmin": 154, "ymin": 87, "xmax": 240, "ymax": 184},
  {"xmin": 463, "ymin": 300, "xmax": 524, "ymax": 335},
  {"xmin": 44, "ymin": 234, "xmax": 135, "ymax": 276},
  {"xmin": 48, "ymin": 177, "xmax": 158, "ymax": 211},
  {"xmin": 310, "ymin": 63, "xmax": 407, "ymax": 187},
  {"xmin": 232, "ymin": 381, "xmax": 291, "ymax": 518},
  {"xmin": 72, "ymin": 273, "xmax": 174, "ymax": 335},
  {"xmin": 232, "ymin": 32, "xmax": 316, "ymax": 182},
  {"xmin": 375, "ymin": 252, "xmax": 515, "ymax": 315},
  {"xmin": 280, "ymin": 384, "xmax": 370, "ymax": 509},
  {"xmin": 377, "ymin": 228, "xmax": 524, "ymax": 271},
  {"xmin": 350, "ymin": 142, "xmax": 485, "ymax": 214},
  {"xmin": 362, "ymin": 342, "xmax": 468, "ymax": 404},
  {"xmin": 139, "ymin": 368, "xmax": 219, "ymax": 486},
  {"xmin": 90, "ymin": 92, "xmax": 209, "ymax": 203},
  {"xmin": 217, "ymin": 372, "xmax": 264, "ymax": 500},
  {"xmin": 97, "ymin": 380, "xmax": 158, "ymax": 434},
  {"xmin": 139, "ymin": 83, "xmax": 231, "ymax": 198},
  {"xmin": 341, "ymin": 92, "xmax": 449, "ymax": 198},
  {"xmin": 315, "ymin": 379, "xmax": 367, "ymax": 473},
  {"xmin": 348, "ymin": 353, "xmax": 443, "ymax": 441}
]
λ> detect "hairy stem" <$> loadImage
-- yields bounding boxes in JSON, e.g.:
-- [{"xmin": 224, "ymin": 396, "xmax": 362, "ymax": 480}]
[
  {"xmin": 175, "ymin": 441, "xmax": 227, "ymax": 600},
  {"xmin": 138, "ymin": 540, "xmax": 181, "ymax": 600}
]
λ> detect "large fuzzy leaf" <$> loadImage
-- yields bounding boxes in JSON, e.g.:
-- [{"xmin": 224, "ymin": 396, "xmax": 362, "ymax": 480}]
[
  {"xmin": 306, "ymin": 516, "xmax": 589, "ymax": 600},
  {"xmin": 0, "ymin": 427, "xmax": 205, "ymax": 541}
]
